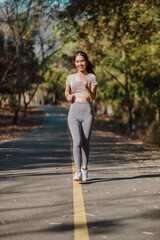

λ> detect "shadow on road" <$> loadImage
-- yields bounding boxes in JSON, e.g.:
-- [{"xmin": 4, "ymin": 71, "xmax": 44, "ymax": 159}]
[{"xmin": 81, "ymin": 173, "xmax": 160, "ymax": 185}]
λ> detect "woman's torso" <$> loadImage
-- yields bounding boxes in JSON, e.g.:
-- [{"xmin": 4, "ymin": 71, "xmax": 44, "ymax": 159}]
[{"xmin": 66, "ymin": 73, "xmax": 97, "ymax": 98}]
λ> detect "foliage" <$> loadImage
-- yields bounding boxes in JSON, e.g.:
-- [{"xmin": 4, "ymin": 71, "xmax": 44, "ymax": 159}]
[
  {"xmin": 44, "ymin": 66, "xmax": 66, "ymax": 105},
  {"xmin": 0, "ymin": 0, "xmax": 66, "ymax": 122},
  {"xmin": 58, "ymin": 0, "xmax": 160, "ymax": 130},
  {"xmin": 0, "ymin": 0, "xmax": 160, "ymax": 141}
]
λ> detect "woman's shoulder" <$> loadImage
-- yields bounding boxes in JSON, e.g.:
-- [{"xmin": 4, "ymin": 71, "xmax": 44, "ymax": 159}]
[
  {"xmin": 87, "ymin": 73, "xmax": 97, "ymax": 80},
  {"xmin": 67, "ymin": 73, "xmax": 75, "ymax": 79},
  {"xmin": 88, "ymin": 73, "xmax": 96, "ymax": 78},
  {"xmin": 66, "ymin": 74, "xmax": 74, "ymax": 84},
  {"xmin": 87, "ymin": 73, "xmax": 97, "ymax": 85}
]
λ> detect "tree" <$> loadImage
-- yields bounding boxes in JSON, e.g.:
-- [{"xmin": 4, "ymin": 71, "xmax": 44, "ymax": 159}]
[
  {"xmin": 0, "ymin": 0, "xmax": 35, "ymax": 124},
  {"xmin": 0, "ymin": 0, "xmax": 66, "ymax": 122},
  {"xmin": 59, "ymin": 0, "xmax": 160, "ymax": 131},
  {"xmin": 45, "ymin": 67, "xmax": 66, "ymax": 105},
  {"xmin": 0, "ymin": 31, "xmax": 17, "ymax": 106}
]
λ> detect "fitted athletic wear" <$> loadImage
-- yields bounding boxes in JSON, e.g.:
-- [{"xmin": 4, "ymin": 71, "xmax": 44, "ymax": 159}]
[
  {"xmin": 66, "ymin": 73, "xmax": 97, "ymax": 98},
  {"xmin": 66, "ymin": 73, "xmax": 97, "ymax": 172},
  {"xmin": 68, "ymin": 102, "xmax": 93, "ymax": 170}
]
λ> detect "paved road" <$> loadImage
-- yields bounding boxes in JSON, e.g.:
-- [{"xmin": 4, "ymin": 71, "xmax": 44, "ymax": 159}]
[{"xmin": 0, "ymin": 105, "xmax": 160, "ymax": 240}]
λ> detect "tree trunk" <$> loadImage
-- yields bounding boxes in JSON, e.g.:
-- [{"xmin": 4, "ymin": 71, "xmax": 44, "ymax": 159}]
[
  {"xmin": 23, "ymin": 102, "xmax": 28, "ymax": 121},
  {"xmin": 12, "ymin": 44, "xmax": 22, "ymax": 125},
  {"xmin": 122, "ymin": 49, "xmax": 133, "ymax": 132},
  {"xmin": 54, "ymin": 92, "xmax": 58, "ymax": 105},
  {"xmin": 157, "ymin": 91, "xmax": 160, "ymax": 124}
]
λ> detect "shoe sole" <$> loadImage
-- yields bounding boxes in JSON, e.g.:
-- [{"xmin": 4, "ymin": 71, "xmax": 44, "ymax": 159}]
[
  {"xmin": 73, "ymin": 178, "xmax": 82, "ymax": 181},
  {"xmin": 82, "ymin": 179, "xmax": 88, "ymax": 182}
]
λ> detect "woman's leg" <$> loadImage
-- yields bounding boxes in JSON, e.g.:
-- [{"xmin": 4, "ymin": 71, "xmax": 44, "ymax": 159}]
[
  {"xmin": 81, "ymin": 113, "xmax": 93, "ymax": 168},
  {"xmin": 68, "ymin": 113, "xmax": 82, "ymax": 170}
]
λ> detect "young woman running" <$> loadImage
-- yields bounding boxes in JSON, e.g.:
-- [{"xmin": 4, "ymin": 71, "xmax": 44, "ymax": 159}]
[{"xmin": 65, "ymin": 51, "xmax": 97, "ymax": 181}]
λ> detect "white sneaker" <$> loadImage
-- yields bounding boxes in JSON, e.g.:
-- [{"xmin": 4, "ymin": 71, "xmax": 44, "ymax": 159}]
[
  {"xmin": 73, "ymin": 171, "xmax": 82, "ymax": 181},
  {"xmin": 81, "ymin": 168, "xmax": 88, "ymax": 181}
]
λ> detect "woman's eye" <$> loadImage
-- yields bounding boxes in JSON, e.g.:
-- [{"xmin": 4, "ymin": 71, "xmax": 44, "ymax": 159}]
[{"xmin": 76, "ymin": 60, "xmax": 85, "ymax": 63}]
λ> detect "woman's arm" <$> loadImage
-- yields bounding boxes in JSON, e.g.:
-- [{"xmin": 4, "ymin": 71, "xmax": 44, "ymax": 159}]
[
  {"xmin": 65, "ymin": 85, "xmax": 75, "ymax": 101},
  {"xmin": 83, "ymin": 78, "xmax": 97, "ymax": 100},
  {"xmin": 85, "ymin": 85, "xmax": 97, "ymax": 100}
]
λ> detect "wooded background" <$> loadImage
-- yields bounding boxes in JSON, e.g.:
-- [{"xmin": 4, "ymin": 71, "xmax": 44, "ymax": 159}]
[{"xmin": 0, "ymin": 0, "xmax": 160, "ymax": 144}]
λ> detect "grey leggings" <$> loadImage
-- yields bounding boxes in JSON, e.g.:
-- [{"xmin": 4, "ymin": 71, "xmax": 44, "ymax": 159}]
[{"xmin": 68, "ymin": 102, "xmax": 93, "ymax": 170}]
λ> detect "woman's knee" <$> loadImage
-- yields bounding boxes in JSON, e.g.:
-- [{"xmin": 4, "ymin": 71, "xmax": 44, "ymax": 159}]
[{"xmin": 73, "ymin": 140, "xmax": 81, "ymax": 149}]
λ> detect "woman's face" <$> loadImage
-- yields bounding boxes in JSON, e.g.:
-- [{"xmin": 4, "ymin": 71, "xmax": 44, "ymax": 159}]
[{"xmin": 74, "ymin": 54, "xmax": 88, "ymax": 72}]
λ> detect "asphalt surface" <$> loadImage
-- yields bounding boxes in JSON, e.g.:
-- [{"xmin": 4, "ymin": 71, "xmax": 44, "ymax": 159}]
[{"xmin": 0, "ymin": 105, "xmax": 160, "ymax": 240}]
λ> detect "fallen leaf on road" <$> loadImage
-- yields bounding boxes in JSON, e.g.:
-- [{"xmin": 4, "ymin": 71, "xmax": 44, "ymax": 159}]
[
  {"xmin": 100, "ymin": 234, "xmax": 108, "ymax": 239},
  {"xmin": 154, "ymin": 205, "xmax": 158, "ymax": 209},
  {"xmin": 142, "ymin": 232, "xmax": 155, "ymax": 235},
  {"xmin": 62, "ymin": 215, "xmax": 68, "ymax": 218},
  {"xmin": 83, "ymin": 189, "xmax": 89, "ymax": 192},
  {"xmin": 1, "ymin": 220, "xmax": 8, "ymax": 224},
  {"xmin": 86, "ymin": 213, "xmax": 95, "ymax": 217},
  {"xmin": 5, "ymin": 155, "xmax": 12, "ymax": 160},
  {"xmin": 49, "ymin": 222, "xmax": 62, "ymax": 225},
  {"xmin": 10, "ymin": 165, "xmax": 15, "ymax": 168}
]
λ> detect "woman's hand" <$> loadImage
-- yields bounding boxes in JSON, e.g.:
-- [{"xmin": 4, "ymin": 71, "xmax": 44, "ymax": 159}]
[
  {"xmin": 82, "ymin": 77, "xmax": 88, "ymax": 89},
  {"xmin": 82, "ymin": 75, "xmax": 97, "ymax": 100},
  {"xmin": 65, "ymin": 85, "xmax": 76, "ymax": 102},
  {"xmin": 67, "ymin": 94, "xmax": 75, "ymax": 102}
]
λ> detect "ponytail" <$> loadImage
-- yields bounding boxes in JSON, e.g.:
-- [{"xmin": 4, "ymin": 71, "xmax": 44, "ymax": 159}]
[{"xmin": 86, "ymin": 60, "xmax": 95, "ymax": 75}]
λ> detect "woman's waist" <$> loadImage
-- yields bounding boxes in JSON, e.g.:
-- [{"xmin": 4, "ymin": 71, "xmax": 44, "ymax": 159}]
[
  {"xmin": 70, "ymin": 101, "xmax": 92, "ymax": 114},
  {"xmin": 72, "ymin": 90, "xmax": 89, "ymax": 100},
  {"xmin": 74, "ymin": 97, "xmax": 90, "ymax": 102}
]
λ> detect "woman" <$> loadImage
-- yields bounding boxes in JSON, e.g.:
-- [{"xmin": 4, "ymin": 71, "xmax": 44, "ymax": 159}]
[{"xmin": 65, "ymin": 51, "xmax": 97, "ymax": 181}]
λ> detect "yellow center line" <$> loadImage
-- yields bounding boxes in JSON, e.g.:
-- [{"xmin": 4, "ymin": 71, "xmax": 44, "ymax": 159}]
[
  {"xmin": 72, "ymin": 158, "xmax": 90, "ymax": 240},
  {"xmin": 67, "ymin": 127, "xmax": 89, "ymax": 240}
]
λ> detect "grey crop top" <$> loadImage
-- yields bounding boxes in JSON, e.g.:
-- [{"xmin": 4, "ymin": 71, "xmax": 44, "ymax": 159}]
[{"xmin": 66, "ymin": 73, "xmax": 97, "ymax": 98}]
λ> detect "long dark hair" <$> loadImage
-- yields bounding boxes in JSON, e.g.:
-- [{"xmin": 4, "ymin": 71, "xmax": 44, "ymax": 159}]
[{"xmin": 73, "ymin": 51, "xmax": 95, "ymax": 75}]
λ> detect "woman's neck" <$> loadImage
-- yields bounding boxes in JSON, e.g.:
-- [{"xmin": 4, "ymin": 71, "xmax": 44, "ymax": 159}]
[{"xmin": 76, "ymin": 70, "xmax": 88, "ymax": 77}]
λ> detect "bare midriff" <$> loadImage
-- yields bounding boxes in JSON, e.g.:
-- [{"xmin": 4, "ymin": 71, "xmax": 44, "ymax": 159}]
[{"xmin": 74, "ymin": 97, "xmax": 90, "ymax": 102}]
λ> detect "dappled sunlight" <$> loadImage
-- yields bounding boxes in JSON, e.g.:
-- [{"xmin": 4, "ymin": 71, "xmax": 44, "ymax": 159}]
[
  {"xmin": 90, "ymin": 129, "xmax": 160, "ymax": 168},
  {"xmin": 0, "ymin": 105, "xmax": 160, "ymax": 239}
]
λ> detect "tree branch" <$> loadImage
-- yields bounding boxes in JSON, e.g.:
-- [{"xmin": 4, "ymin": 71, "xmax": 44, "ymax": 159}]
[
  {"xmin": 20, "ymin": 0, "xmax": 33, "ymax": 37},
  {"xmin": 104, "ymin": 69, "xmax": 125, "ymax": 90},
  {"xmin": 1, "ymin": 54, "xmax": 17, "ymax": 84}
]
